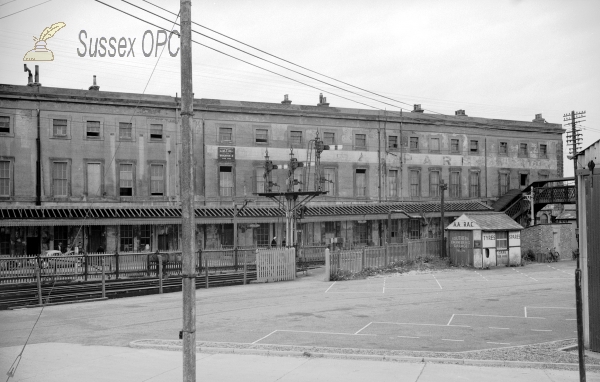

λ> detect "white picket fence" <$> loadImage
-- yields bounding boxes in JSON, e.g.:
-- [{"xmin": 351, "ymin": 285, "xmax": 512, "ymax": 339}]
[{"xmin": 256, "ymin": 248, "xmax": 296, "ymax": 283}]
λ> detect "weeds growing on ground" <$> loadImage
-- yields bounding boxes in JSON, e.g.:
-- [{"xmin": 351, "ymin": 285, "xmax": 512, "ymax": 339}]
[{"xmin": 330, "ymin": 256, "xmax": 450, "ymax": 281}]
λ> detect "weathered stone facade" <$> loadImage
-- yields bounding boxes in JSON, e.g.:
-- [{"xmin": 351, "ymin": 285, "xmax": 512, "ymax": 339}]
[{"xmin": 520, "ymin": 223, "xmax": 576, "ymax": 261}]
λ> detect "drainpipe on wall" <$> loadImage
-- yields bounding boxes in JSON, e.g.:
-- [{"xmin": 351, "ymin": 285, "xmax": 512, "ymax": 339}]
[
  {"xmin": 36, "ymin": 108, "xmax": 41, "ymax": 206},
  {"xmin": 484, "ymin": 137, "xmax": 488, "ymax": 199}
]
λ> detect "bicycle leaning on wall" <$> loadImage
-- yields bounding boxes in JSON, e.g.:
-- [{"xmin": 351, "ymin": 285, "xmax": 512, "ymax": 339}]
[{"xmin": 546, "ymin": 247, "xmax": 560, "ymax": 262}]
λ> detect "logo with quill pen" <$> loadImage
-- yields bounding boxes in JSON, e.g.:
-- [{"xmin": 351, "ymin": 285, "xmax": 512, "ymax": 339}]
[{"xmin": 23, "ymin": 22, "xmax": 66, "ymax": 61}]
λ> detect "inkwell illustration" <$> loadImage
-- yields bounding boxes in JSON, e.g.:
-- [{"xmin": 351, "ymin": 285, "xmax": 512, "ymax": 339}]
[{"xmin": 23, "ymin": 22, "xmax": 66, "ymax": 61}]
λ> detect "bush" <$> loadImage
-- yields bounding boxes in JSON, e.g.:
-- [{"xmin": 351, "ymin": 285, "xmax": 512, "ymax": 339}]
[{"xmin": 522, "ymin": 249, "xmax": 536, "ymax": 265}]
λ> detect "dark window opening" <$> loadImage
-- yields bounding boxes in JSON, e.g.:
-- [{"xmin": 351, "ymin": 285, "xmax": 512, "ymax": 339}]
[
  {"xmin": 0, "ymin": 116, "xmax": 9, "ymax": 133},
  {"xmin": 86, "ymin": 121, "xmax": 100, "ymax": 138},
  {"xmin": 255, "ymin": 129, "xmax": 268, "ymax": 143},
  {"xmin": 150, "ymin": 124, "xmax": 163, "ymax": 140},
  {"xmin": 520, "ymin": 173, "xmax": 529, "ymax": 188}
]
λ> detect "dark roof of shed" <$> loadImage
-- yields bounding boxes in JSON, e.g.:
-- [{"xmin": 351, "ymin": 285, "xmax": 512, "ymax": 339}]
[{"xmin": 464, "ymin": 213, "xmax": 524, "ymax": 231}]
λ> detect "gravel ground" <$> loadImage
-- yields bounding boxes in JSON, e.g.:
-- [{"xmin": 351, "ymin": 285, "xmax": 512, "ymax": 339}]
[{"xmin": 135, "ymin": 338, "xmax": 600, "ymax": 371}]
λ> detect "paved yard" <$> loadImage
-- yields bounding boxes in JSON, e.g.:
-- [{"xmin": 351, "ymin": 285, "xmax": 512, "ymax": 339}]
[{"xmin": 0, "ymin": 261, "xmax": 577, "ymax": 353}]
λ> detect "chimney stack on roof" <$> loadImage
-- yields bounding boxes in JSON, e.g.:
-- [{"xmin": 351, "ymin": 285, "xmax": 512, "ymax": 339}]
[
  {"xmin": 281, "ymin": 94, "xmax": 292, "ymax": 105},
  {"xmin": 89, "ymin": 75, "xmax": 100, "ymax": 91},
  {"xmin": 317, "ymin": 93, "xmax": 329, "ymax": 107},
  {"xmin": 532, "ymin": 113, "xmax": 546, "ymax": 123},
  {"xmin": 24, "ymin": 64, "xmax": 41, "ymax": 87},
  {"xmin": 455, "ymin": 109, "xmax": 467, "ymax": 116},
  {"xmin": 412, "ymin": 104, "xmax": 424, "ymax": 113}
]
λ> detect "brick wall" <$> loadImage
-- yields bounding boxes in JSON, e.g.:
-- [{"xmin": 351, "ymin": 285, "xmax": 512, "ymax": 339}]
[{"xmin": 521, "ymin": 223, "xmax": 575, "ymax": 261}]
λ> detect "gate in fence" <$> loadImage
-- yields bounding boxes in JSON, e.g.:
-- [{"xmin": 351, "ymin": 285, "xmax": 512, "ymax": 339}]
[{"xmin": 256, "ymin": 248, "xmax": 296, "ymax": 283}]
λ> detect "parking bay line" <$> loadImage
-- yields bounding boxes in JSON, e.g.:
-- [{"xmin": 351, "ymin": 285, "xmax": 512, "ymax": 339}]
[
  {"xmin": 489, "ymin": 327, "xmax": 509, "ymax": 330},
  {"xmin": 441, "ymin": 339, "xmax": 464, "ymax": 342},
  {"xmin": 487, "ymin": 342, "xmax": 511, "ymax": 345},
  {"xmin": 373, "ymin": 321, "xmax": 470, "ymax": 328},
  {"xmin": 324, "ymin": 282, "xmax": 336, "ymax": 293}
]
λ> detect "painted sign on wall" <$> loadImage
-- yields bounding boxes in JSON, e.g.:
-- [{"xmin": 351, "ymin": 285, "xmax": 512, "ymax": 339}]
[
  {"xmin": 509, "ymin": 231, "xmax": 521, "ymax": 247},
  {"xmin": 482, "ymin": 232, "xmax": 496, "ymax": 248},
  {"xmin": 218, "ymin": 147, "xmax": 235, "ymax": 161}
]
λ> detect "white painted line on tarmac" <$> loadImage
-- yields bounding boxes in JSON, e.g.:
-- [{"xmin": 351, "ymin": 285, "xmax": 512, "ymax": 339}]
[
  {"xmin": 441, "ymin": 339, "xmax": 464, "ymax": 342},
  {"xmin": 447, "ymin": 314, "xmax": 455, "ymax": 326},
  {"xmin": 524, "ymin": 307, "xmax": 527, "ymax": 318},
  {"xmin": 374, "ymin": 321, "xmax": 470, "ymax": 328},
  {"xmin": 512, "ymin": 268, "xmax": 538, "ymax": 282},
  {"xmin": 474, "ymin": 271, "xmax": 489, "ymax": 281},
  {"xmin": 384, "ymin": 287, "xmax": 441, "ymax": 290},
  {"xmin": 398, "ymin": 336, "xmax": 420, "ymax": 339},
  {"xmin": 566, "ymin": 319, "xmax": 576, "ymax": 321},
  {"xmin": 276, "ymin": 329, "xmax": 376, "ymax": 336},
  {"xmin": 487, "ymin": 342, "xmax": 510, "ymax": 345},
  {"xmin": 531, "ymin": 329, "xmax": 552, "ymax": 332},
  {"xmin": 527, "ymin": 307, "xmax": 575, "ymax": 310},
  {"xmin": 383, "ymin": 278, "xmax": 386, "ymax": 294},
  {"xmin": 252, "ymin": 330, "xmax": 278, "ymax": 344},
  {"xmin": 489, "ymin": 327, "xmax": 509, "ymax": 330},
  {"xmin": 324, "ymin": 282, "xmax": 336, "ymax": 293},
  {"xmin": 454, "ymin": 313, "xmax": 545, "ymax": 320},
  {"xmin": 355, "ymin": 322, "xmax": 372, "ymax": 335},
  {"xmin": 433, "ymin": 274, "xmax": 443, "ymax": 289}
]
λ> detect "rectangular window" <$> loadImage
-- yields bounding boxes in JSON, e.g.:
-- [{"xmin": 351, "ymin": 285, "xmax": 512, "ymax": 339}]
[
  {"xmin": 519, "ymin": 143, "xmax": 528, "ymax": 157},
  {"xmin": 355, "ymin": 169, "xmax": 366, "ymax": 197},
  {"xmin": 429, "ymin": 171, "xmax": 440, "ymax": 197},
  {"xmin": 388, "ymin": 135, "xmax": 398, "ymax": 150},
  {"xmin": 290, "ymin": 131, "xmax": 303, "ymax": 145},
  {"xmin": 86, "ymin": 121, "xmax": 100, "ymax": 138},
  {"xmin": 0, "ymin": 161, "xmax": 10, "ymax": 196},
  {"xmin": 53, "ymin": 162, "xmax": 68, "ymax": 197},
  {"xmin": 355, "ymin": 134, "xmax": 366, "ymax": 149},
  {"xmin": 323, "ymin": 168, "xmax": 336, "ymax": 195},
  {"xmin": 410, "ymin": 170, "xmax": 420, "ymax": 197},
  {"xmin": 470, "ymin": 140, "xmax": 479, "ymax": 154},
  {"xmin": 409, "ymin": 219, "xmax": 420, "ymax": 239},
  {"xmin": 0, "ymin": 116, "xmax": 9, "ymax": 133},
  {"xmin": 388, "ymin": 169, "xmax": 398, "ymax": 197},
  {"xmin": 256, "ymin": 167, "xmax": 265, "ymax": 193},
  {"xmin": 140, "ymin": 225, "xmax": 152, "ymax": 250},
  {"xmin": 499, "ymin": 173, "xmax": 509, "ymax": 196},
  {"xmin": 219, "ymin": 127, "xmax": 233, "ymax": 142},
  {"xmin": 53, "ymin": 119, "xmax": 67, "ymax": 137},
  {"xmin": 520, "ymin": 173, "xmax": 529, "ymax": 188},
  {"xmin": 540, "ymin": 144, "xmax": 547, "ymax": 158},
  {"xmin": 119, "ymin": 164, "xmax": 133, "ymax": 196},
  {"xmin": 469, "ymin": 171, "xmax": 480, "ymax": 197},
  {"xmin": 410, "ymin": 137, "xmax": 419, "ymax": 151},
  {"xmin": 430, "ymin": 138, "xmax": 440, "ymax": 152},
  {"xmin": 496, "ymin": 231, "xmax": 508, "ymax": 250},
  {"xmin": 255, "ymin": 129, "xmax": 268, "ymax": 144},
  {"xmin": 499, "ymin": 142, "xmax": 508, "ymax": 155},
  {"xmin": 354, "ymin": 222, "xmax": 368, "ymax": 245},
  {"xmin": 53, "ymin": 226, "xmax": 68, "ymax": 251},
  {"xmin": 256, "ymin": 223, "xmax": 270, "ymax": 247},
  {"xmin": 150, "ymin": 164, "xmax": 164, "ymax": 196},
  {"xmin": 119, "ymin": 122, "xmax": 132, "ymax": 139},
  {"xmin": 150, "ymin": 124, "xmax": 163, "ymax": 140},
  {"xmin": 324, "ymin": 132, "xmax": 335, "ymax": 145},
  {"xmin": 220, "ymin": 166, "xmax": 233, "ymax": 197},
  {"xmin": 87, "ymin": 163, "xmax": 101, "ymax": 198},
  {"xmin": 0, "ymin": 232, "xmax": 9, "ymax": 255},
  {"xmin": 450, "ymin": 171, "xmax": 460, "ymax": 198},
  {"xmin": 451, "ymin": 139, "xmax": 460, "ymax": 153},
  {"xmin": 120, "ymin": 226, "xmax": 134, "ymax": 252}
]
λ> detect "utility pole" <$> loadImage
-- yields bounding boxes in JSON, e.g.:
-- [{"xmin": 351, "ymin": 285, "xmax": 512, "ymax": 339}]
[
  {"xmin": 564, "ymin": 110, "xmax": 585, "ymax": 382},
  {"xmin": 180, "ymin": 1, "xmax": 196, "ymax": 381},
  {"xmin": 439, "ymin": 179, "xmax": 447, "ymax": 258}
]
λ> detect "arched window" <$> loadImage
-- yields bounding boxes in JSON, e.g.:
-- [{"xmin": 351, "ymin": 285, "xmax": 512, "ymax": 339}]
[{"xmin": 540, "ymin": 214, "xmax": 548, "ymax": 224}]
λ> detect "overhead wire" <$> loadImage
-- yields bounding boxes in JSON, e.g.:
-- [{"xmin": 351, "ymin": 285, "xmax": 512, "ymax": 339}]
[{"xmin": 0, "ymin": 0, "xmax": 51, "ymax": 20}]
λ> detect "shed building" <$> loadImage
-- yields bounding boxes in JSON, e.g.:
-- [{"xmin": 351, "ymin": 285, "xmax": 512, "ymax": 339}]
[{"xmin": 446, "ymin": 213, "xmax": 523, "ymax": 268}]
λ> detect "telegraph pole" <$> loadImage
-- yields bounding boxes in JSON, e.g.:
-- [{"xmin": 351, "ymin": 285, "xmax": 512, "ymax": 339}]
[
  {"xmin": 564, "ymin": 110, "xmax": 585, "ymax": 382},
  {"xmin": 180, "ymin": 1, "xmax": 196, "ymax": 381},
  {"xmin": 439, "ymin": 179, "xmax": 447, "ymax": 258}
]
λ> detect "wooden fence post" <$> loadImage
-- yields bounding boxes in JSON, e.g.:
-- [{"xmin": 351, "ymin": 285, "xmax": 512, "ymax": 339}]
[
  {"xmin": 115, "ymin": 251, "xmax": 120, "ymax": 280},
  {"xmin": 243, "ymin": 250, "xmax": 247, "ymax": 285},
  {"xmin": 362, "ymin": 247, "xmax": 366, "ymax": 271},
  {"xmin": 84, "ymin": 252, "xmax": 89, "ymax": 282},
  {"xmin": 101, "ymin": 257, "xmax": 106, "ymax": 299},
  {"xmin": 324, "ymin": 248, "xmax": 330, "ymax": 281},
  {"xmin": 204, "ymin": 253, "xmax": 209, "ymax": 289},
  {"xmin": 146, "ymin": 253, "xmax": 151, "ymax": 277},
  {"xmin": 385, "ymin": 241, "xmax": 389, "ymax": 267},
  {"xmin": 158, "ymin": 254, "xmax": 163, "ymax": 294},
  {"xmin": 36, "ymin": 262, "xmax": 42, "ymax": 305}
]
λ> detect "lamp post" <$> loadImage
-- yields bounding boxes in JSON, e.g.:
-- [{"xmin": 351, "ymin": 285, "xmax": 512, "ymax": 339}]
[{"xmin": 440, "ymin": 180, "xmax": 448, "ymax": 258}]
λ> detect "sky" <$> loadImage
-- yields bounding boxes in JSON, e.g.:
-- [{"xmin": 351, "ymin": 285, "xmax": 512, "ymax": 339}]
[{"xmin": 1, "ymin": 0, "xmax": 599, "ymax": 176}]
